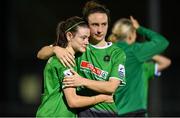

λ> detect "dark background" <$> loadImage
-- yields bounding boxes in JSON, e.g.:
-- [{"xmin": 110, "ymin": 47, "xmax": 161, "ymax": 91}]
[{"xmin": 1, "ymin": 0, "xmax": 179, "ymax": 116}]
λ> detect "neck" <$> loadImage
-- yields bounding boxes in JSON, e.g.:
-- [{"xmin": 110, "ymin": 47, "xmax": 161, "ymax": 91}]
[
  {"xmin": 90, "ymin": 38, "xmax": 107, "ymax": 47},
  {"xmin": 124, "ymin": 38, "xmax": 132, "ymax": 45},
  {"xmin": 66, "ymin": 45, "xmax": 75, "ymax": 56}
]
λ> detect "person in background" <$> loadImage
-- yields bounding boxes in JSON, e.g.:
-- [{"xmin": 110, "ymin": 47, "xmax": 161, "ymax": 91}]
[
  {"xmin": 110, "ymin": 16, "xmax": 169, "ymax": 116},
  {"xmin": 108, "ymin": 33, "xmax": 171, "ymax": 116},
  {"xmin": 36, "ymin": 16, "xmax": 113, "ymax": 117}
]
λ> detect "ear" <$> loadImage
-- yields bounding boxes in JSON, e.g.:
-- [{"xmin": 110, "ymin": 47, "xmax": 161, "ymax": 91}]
[
  {"xmin": 66, "ymin": 32, "xmax": 73, "ymax": 41},
  {"xmin": 128, "ymin": 34, "xmax": 133, "ymax": 40},
  {"xmin": 127, "ymin": 34, "xmax": 132, "ymax": 41},
  {"xmin": 128, "ymin": 31, "xmax": 135, "ymax": 40}
]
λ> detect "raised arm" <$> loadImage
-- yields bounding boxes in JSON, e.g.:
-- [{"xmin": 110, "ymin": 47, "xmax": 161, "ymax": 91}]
[
  {"xmin": 152, "ymin": 55, "xmax": 171, "ymax": 71},
  {"xmin": 130, "ymin": 16, "xmax": 169, "ymax": 62}
]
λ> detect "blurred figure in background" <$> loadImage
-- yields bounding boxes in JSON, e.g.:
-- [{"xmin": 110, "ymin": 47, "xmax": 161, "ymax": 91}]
[{"xmin": 109, "ymin": 16, "xmax": 170, "ymax": 116}]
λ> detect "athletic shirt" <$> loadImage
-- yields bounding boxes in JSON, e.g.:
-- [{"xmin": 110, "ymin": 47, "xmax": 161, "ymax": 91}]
[
  {"xmin": 36, "ymin": 56, "xmax": 77, "ymax": 117},
  {"xmin": 75, "ymin": 42, "xmax": 126, "ymax": 116},
  {"xmin": 114, "ymin": 26, "xmax": 169, "ymax": 115}
]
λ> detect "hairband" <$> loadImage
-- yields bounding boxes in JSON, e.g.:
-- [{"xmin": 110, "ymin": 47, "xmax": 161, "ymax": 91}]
[{"xmin": 65, "ymin": 21, "xmax": 85, "ymax": 33}]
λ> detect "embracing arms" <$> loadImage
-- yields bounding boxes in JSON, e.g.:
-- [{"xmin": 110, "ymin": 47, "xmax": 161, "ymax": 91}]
[{"xmin": 63, "ymin": 86, "xmax": 113, "ymax": 108}]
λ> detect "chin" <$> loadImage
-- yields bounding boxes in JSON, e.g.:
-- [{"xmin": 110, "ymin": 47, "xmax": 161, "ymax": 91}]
[
  {"xmin": 80, "ymin": 48, "xmax": 86, "ymax": 53},
  {"xmin": 96, "ymin": 37, "xmax": 104, "ymax": 41}
]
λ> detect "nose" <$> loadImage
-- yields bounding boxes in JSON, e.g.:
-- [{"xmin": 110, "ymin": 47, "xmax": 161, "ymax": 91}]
[
  {"xmin": 84, "ymin": 38, "xmax": 89, "ymax": 45},
  {"xmin": 97, "ymin": 26, "xmax": 103, "ymax": 34}
]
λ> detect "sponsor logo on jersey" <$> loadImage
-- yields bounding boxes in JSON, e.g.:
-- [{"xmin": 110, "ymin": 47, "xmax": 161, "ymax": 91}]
[
  {"xmin": 80, "ymin": 61, "xmax": 108, "ymax": 80},
  {"xmin": 63, "ymin": 69, "xmax": 73, "ymax": 77},
  {"xmin": 118, "ymin": 64, "xmax": 125, "ymax": 79}
]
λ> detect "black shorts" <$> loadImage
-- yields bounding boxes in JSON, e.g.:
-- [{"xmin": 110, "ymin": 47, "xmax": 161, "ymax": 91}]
[
  {"xmin": 78, "ymin": 108, "xmax": 119, "ymax": 117},
  {"xmin": 119, "ymin": 109, "xmax": 147, "ymax": 117}
]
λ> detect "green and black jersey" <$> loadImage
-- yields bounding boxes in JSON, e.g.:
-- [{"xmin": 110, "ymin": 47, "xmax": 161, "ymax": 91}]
[{"xmin": 76, "ymin": 42, "xmax": 126, "ymax": 116}]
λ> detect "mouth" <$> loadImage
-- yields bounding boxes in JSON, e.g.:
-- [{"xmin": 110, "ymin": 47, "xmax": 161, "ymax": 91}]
[
  {"xmin": 95, "ymin": 34, "xmax": 103, "ymax": 38},
  {"xmin": 82, "ymin": 46, "xmax": 87, "ymax": 49}
]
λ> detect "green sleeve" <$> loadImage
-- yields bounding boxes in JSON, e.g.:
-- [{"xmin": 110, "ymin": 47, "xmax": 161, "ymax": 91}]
[
  {"xmin": 47, "ymin": 56, "xmax": 65, "ymax": 79},
  {"xmin": 134, "ymin": 26, "xmax": 169, "ymax": 62},
  {"xmin": 142, "ymin": 62, "xmax": 155, "ymax": 80},
  {"xmin": 111, "ymin": 48, "xmax": 126, "ymax": 86}
]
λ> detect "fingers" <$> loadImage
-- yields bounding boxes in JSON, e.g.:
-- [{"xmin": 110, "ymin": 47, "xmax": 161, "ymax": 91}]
[
  {"xmin": 63, "ymin": 78, "xmax": 75, "ymax": 87},
  {"xmin": 130, "ymin": 15, "xmax": 134, "ymax": 21},
  {"xmin": 63, "ymin": 81, "xmax": 74, "ymax": 85},
  {"xmin": 63, "ymin": 77, "xmax": 74, "ymax": 82},
  {"xmin": 64, "ymin": 51, "xmax": 75, "ymax": 66},
  {"xmin": 130, "ymin": 16, "xmax": 135, "ymax": 25},
  {"xmin": 64, "ymin": 56, "xmax": 75, "ymax": 68},
  {"xmin": 67, "ymin": 51, "xmax": 76, "ymax": 64},
  {"xmin": 130, "ymin": 15, "xmax": 133, "ymax": 20},
  {"xmin": 70, "ymin": 69, "xmax": 77, "ymax": 75},
  {"xmin": 54, "ymin": 46, "xmax": 75, "ymax": 68},
  {"xmin": 63, "ymin": 85, "xmax": 75, "ymax": 88},
  {"xmin": 61, "ymin": 53, "xmax": 75, "ymax": 68},
  {"xmin": 61, "ymin": 57, "xmax": 72, "ymax": 68},
  {"xmin": 106, "ymin": 95, "xmax": 114, "ymax": 103},
  {"xmin": 129, "ymin": 16, "xmax": 139, "ymax": 29},
  {"xmin": 60, "ymin": 59, "xmax": 66, "ymax": 67}
]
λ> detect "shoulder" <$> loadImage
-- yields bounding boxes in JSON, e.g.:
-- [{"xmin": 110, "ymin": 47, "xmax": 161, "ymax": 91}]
[
  {"xmin": 46, "ymin": 56, "xmax": 62, "ymax": 68},
  {"xmin": 108, "ymin": 43, "xmax": 126, "ymax": 60},
  {"xmin": 111, "ymin": 43, "xmax": 126, "ymax": 55}
]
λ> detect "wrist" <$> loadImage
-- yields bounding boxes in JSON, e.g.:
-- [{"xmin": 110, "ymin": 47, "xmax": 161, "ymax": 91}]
[
  {"xmin": 81, "ymin": 78, "xmax": 88, "ymax": 86},
  {"xmin": 94, "ymin": 96, "xmax": 97, "ymax": 104}
]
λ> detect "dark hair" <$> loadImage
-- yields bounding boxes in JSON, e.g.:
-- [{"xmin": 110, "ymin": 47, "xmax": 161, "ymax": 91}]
[
  {"xmin": 55, "ymin": 16, "xmax": 88, "ymax": 48},
  {"xmin": 82, "ymin": 0, "xmax": 111, "ymax": 24}
]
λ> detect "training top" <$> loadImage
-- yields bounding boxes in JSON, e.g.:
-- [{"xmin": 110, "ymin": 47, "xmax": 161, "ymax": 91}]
[{"xmin": 114, "ymin": 26, "xmax": 169, "ymax": 115}]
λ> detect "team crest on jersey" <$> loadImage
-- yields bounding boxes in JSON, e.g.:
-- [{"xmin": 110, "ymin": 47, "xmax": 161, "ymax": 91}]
[
  {"xmin": 118, "ymin": 64, "xmax": 125, "ymax": 79},
  {"xmin": 80, "ymin": 61, "xmax": 108, "ymax": 80}
]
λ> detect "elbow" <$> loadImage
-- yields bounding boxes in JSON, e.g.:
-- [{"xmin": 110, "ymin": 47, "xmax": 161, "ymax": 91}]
[
  {"xmin": 68, "ymin": 102, "xmax": 80, "ymax": 108},
  {"xmin": 166, "ymin": 59, "xmax": 171, "ymax": 67},
  {"xmin": 165, "ymin": 40, "xmax": 169, "ymax": 48},
  {"xmin": 161, "ymin": 58, "xmax": 171, "ymax": 71},
  {"xmin": 66, "ymin": 97, "xmax": 79, "ymax": 108},
  {"xmin": 159, "ymin": 38, "xmax": 169, "ymax": 52},
  {"xmin": 163, "ymin": 39, "xmax": 169, "ymax": 49},
  {"xmin": 37, "ymin": 53, "xmax": 41, "ymax": 59},
  {"xmin": 37, "ymin": 52, "xmax": 47, "ymax": 60},
  {"xmin": 68, "ymin": 102, "xmax": 76, "ymax": 108}
]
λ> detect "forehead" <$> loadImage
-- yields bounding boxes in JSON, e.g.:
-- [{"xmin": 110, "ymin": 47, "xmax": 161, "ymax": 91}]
[
  {"xmin": 76, "ymin": 26, "xmax": 90, "ymax": 36},
  {"xmin": 88, "ymin": 12, "xmax": 108, "ymax": 23}
]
